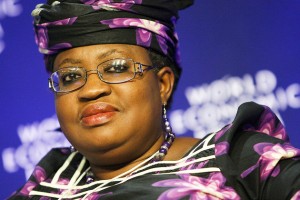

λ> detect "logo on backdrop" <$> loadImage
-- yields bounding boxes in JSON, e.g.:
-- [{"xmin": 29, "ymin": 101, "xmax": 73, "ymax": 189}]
[
  {"xmin": 1, "ymin": 69, "xmax": 300, "ymax": 179},
  {"xmin": 2, "ymin": 116, "xmax": 70, "ymax": 179},
  {"xmin": 0, "ymin": 0, "xmax": 23, "ymax": 54},
  {"xmin": 170, "ymin": 69, "xmax": 300, "ymax": 138}
]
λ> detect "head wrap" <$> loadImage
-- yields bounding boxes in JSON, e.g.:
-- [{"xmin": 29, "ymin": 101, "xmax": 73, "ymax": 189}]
[{"xmin": 32, "ymin": 0, "xmax": 194, "ymax": 70}]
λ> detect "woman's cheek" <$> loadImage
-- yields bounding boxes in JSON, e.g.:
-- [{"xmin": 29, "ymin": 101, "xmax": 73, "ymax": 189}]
[{"xmin": 55, "ymin": 95, "xmax": 76, "ymax": 123}]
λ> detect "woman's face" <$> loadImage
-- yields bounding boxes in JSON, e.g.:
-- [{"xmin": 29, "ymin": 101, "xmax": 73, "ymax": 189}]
[{"xmin": 53, "ymin": 44, "xmax": 174, "ymax": 166}]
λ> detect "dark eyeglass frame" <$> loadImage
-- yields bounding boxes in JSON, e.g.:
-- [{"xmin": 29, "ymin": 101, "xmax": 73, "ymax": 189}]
[{"xmin": 48, "ymin": 58, "xmax": 157, "ymax": 93}]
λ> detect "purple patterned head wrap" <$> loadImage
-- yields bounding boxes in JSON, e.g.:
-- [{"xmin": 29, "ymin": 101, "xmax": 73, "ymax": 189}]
[{"xmin": 32, "ymin": 0, "xmax": 193, "ymax": 70}]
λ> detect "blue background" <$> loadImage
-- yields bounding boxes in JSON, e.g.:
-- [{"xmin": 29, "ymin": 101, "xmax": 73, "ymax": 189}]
[{"xmin": 1, "ymin": 1, "xmax": 299, "ymax": 198}]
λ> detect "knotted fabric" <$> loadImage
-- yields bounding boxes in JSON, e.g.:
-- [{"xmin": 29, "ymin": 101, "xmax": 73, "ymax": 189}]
[{"xmin": 32, "ymin": 0, "xmax": 194, "ymax": 70}]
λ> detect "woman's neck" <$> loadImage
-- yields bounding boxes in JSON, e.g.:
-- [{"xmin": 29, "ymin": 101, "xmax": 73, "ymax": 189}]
[
  {"xmin": 88, "ymin": 136, "xmax": 200, "ymax": 181},
  {"xmin": 89, "ymin": 134, "xmax": 165, "ymax": 180}
]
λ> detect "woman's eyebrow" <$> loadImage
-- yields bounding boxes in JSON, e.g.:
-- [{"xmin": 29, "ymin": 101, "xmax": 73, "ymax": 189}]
[
  {"xmin": 58, "ymin": 58, "xmax": 82, "ymax": 67},
  {"xmin": 97, "ymin": 49, "xmax": 127, "ymax": 60},
  {"xmin": 57, "ymin": 49, "xmax": 127, "ymax": 67}
]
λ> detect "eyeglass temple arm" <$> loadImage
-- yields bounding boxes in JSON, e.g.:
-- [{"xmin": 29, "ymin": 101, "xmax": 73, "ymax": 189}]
[{"xmin": 136, "ymin": 63, "xmax": 156, "ymax": 74}]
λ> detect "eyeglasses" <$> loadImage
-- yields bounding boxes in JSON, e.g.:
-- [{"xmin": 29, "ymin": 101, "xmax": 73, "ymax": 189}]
[{"xmin": 48, "ymin": 58, "xmax": 156, "ymax": 93}]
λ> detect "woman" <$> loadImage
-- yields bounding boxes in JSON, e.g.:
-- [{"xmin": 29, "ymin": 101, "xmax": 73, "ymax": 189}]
[{"xmin": 8, "ymin": 0, "xmax": 300, "ymax": 199}]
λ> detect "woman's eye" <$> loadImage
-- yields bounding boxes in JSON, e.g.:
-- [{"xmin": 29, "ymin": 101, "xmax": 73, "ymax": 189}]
[
  {"xmin": 61, "ymin": 73, "xmax": 82, "ymax": 84},
  {"xmin": 105, "ymin": 64, "xmax": 129, "ymax": 73}
]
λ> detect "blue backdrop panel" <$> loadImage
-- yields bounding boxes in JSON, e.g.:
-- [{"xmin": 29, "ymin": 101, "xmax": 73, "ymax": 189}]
[{"xmin": 1, "ymin": 1, "xmax": 299, "ymax": 198}]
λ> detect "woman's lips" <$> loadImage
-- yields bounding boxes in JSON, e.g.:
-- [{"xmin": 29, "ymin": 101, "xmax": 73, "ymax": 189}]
[{"xmin": 80, "ymin": 103, "xmax": 118, "ymax": 127}]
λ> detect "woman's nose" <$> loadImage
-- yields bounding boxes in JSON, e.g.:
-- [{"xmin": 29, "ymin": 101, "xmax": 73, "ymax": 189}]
[{"xmin": 77, "ymin": 73, "xmax": 112, "ymax": 101}]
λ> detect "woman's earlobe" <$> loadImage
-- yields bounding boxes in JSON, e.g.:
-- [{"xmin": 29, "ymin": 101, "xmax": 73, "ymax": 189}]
[{"xmin": 157, "ymin": 66, "xmax": 175, "ymax": 103}]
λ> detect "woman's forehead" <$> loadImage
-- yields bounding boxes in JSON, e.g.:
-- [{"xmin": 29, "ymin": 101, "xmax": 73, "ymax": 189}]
[{"xmin": 54, "ymin": 44, "xmax": 150, "ymax": 67}]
